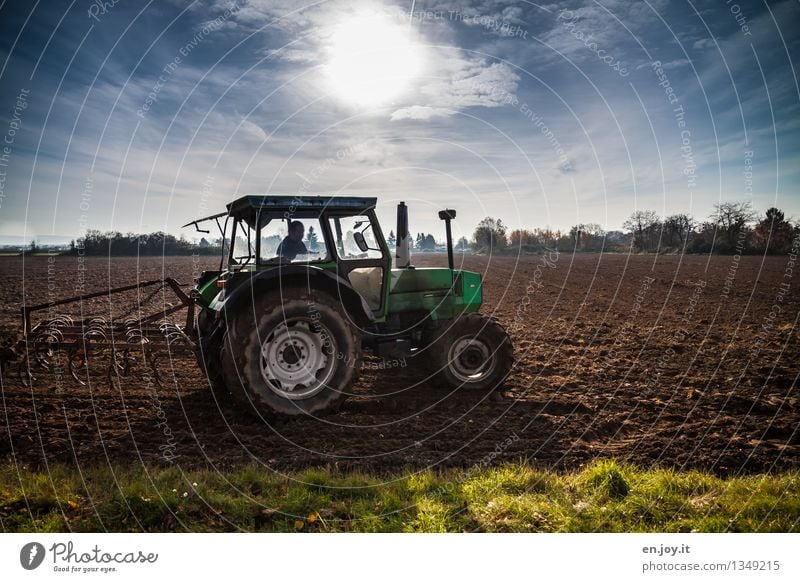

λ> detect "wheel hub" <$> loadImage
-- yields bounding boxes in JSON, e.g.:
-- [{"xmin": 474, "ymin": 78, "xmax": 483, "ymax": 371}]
[
  {"xmin": 449, "ymin": 337, "xmax": 496, "ymax": 383},
  {"xmin": 260, "ymin": 319, "xmax": 335, "ymax": 400},
  {"xmin": 281, "ymin": 344, "xmax": 303, "ymax": 366},
  {"xmin": 459, "ymin": 345, "xmax": 485, "ymax": 369}
]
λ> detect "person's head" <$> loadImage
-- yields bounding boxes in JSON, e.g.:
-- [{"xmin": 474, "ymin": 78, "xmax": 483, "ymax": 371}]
[{"xmin": 288, "ymin": 220, "xmax": 304, "ymax": 241}]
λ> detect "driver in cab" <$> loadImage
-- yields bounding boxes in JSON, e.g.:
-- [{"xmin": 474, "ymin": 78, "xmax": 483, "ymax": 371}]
[{"xmin": 276, "ymin": 220, "xmax": 309, "ymax": 261}]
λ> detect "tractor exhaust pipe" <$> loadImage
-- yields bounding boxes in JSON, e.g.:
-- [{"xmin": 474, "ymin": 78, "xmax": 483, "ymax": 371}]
[
  {"xmin": 396, "ymin": 202, "xmax": 411, "ymax": 268},
  {"xmin": 439, "ymin": 209, "xmax": 456, "ymax": 271}
]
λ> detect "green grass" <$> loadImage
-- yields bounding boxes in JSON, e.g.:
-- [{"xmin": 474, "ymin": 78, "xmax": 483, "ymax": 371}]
[{"xmin": 1, "ymin": 460, "xmax": 797, "ymax": 532}]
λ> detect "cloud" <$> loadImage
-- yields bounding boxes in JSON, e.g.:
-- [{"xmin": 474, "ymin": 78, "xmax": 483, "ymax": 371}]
[
  {"xmin": 238, "ymin": 118, "xmax": 268, "ymax": 141},
  {"xmin": 635, "ymin": 58, "xmax": 689, "ymax": 71},
  {"xmin": 659, "ymin": 58, "xmax": 691, "ymax": 70},
  {"xmin": 412, "ymin": 0, "xmax": 530, "ymax": 37},
  {"xmin": 558, "ymin": 160, "xmax": 576, "ymax": 174},
  {"xmin": 391, "ymin": 59, "xmax": 520, "ymax": 121},
  {"xmin": 692, "ymin": 38, "xmax": 716, "ymax": 50},
  {"xmin": 390, "ymin": 106, "xmax": 450, "ymax": 121},
  {"xmin": 539, "ymin": 0, "xmax": 670, "ymax": 68}
]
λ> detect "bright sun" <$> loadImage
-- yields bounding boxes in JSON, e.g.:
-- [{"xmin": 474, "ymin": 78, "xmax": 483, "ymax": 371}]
[{"xmin": 325, "ymin": 12, "xmax": 422, "ymax": 107}]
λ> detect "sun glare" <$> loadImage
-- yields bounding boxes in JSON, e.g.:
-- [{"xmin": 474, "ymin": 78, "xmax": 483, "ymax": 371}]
[{"xmin": 325, "ymin": 12, "xmax": 422, "ymax": 107}]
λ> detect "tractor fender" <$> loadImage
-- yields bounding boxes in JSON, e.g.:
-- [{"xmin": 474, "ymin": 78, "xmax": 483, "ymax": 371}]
[{"xmin": 213, "ymin": 265, "xmax": 375, "ymax": 326}]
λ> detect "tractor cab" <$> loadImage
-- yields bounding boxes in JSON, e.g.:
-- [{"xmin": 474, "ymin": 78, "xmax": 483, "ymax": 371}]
[
  {"xmin": 223, "ymin": 195, "xmax": 386, "ymax": 266},
  {"xmin": 187, "ymin": 196, "xmax": 482, "ymax": 324},
  {"xmin": 228, "ymin": 196, "xmax": 390, "ymax": 314}
]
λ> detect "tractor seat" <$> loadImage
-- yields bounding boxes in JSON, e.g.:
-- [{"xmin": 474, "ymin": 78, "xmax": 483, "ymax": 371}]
[{"xmin": 347, "ymin": 267, "xmax": 383, "ymax": 310}]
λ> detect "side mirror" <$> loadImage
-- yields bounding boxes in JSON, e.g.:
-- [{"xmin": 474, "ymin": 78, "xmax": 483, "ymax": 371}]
[{"xmin": 353, "ymin": 231, "xmax": 369, "ymax": 252}]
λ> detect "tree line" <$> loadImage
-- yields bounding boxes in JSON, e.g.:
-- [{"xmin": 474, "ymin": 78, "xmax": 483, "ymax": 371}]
[
  {"xmin": 66, "ymin": 230, "xmax": 223, "ymax": 256},
  {"xmin": 471, "ymin": 202, "xmax": 799, "ymax": 255},
  {"xmin": 31, "ymin": 201, "xmax": 797, "ymax": 257}
]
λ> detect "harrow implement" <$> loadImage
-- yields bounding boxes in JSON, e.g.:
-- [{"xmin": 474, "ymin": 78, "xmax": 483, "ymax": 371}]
[{"xmin": 15, "ymin": 278, "xmax": 197, "ymax": 388}]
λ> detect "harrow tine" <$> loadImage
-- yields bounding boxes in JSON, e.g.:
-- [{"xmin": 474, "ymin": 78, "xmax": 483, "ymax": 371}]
[
  {"xmin": 17, "ymin": 357, "xmax": 34, "ymax": 388},
  {"xmin": 68, "ymin": 346, "xmax": 88, "ymax": 386},
  {"xmin": 125, "ymin": 326, "xmax": 148, "ymax": 344},
  {"xmin": 146, "ymin": 351, "xmax": 165, "ymax": 388},
  {"xmin": 46, "ymin": 314, "xmax": 74, "ymax": 329}
]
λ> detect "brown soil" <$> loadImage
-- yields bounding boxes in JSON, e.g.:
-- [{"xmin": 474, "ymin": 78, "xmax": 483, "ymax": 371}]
[{"xmin": 0, "ymin": 253, "xmax": 797, "ymax": 475}]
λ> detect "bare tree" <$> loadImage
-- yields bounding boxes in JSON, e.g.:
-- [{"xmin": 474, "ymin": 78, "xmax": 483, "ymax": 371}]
[
  {"xmin": 664, "ymin": 214, "xmax": 694, "ymax": 247},
  {"xmin": 532, "ymin": 227, "xmax": 560, "ymax": 247},
  {"xmin": 710, "ymin": 201, "xmax": 756, "ymax": 252},
  {"xmin": 509, "ymin": 229, "xmax": 534, "ymax": 248},
  {"xmin": 569, "ymin": 223, "xmax": 606, "ymax": 251},
  {"xmin": 623, "ymin": 210, "xmax": 661, "ymax": 252}
]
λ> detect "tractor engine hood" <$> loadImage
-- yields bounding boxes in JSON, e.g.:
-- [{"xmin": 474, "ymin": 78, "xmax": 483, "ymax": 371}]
[{"xmin": 389, "ymin": 268, "xmax": 481, "ymax": 298}]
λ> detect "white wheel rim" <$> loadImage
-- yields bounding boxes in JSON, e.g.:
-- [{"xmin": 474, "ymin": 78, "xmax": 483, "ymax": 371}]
[
  {"xmin": 448, "ymin": 336, "xmax": 496, "ymax": 383},
  {"xmin": 260, "ymin": 319, "xmax": 336, "ymax": 400}
]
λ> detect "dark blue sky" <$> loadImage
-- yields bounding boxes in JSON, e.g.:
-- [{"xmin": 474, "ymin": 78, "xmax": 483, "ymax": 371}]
[{"xmin": 0, "ymin": 0, "xmax": 797, "ymax": 243}]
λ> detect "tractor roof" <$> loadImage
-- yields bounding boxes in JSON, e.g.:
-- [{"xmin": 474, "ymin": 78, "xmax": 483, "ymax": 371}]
[{"xmin": 226, "ymin": 195, "xmax": 377, "ymax": 217}]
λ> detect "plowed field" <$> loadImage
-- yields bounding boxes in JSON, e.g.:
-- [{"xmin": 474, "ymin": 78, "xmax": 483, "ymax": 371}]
[{"xmin": 1, "ymin": 252, "xmax": 797, "ymax": 475}]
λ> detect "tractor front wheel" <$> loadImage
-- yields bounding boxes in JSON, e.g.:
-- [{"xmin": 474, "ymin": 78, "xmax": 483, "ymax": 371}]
[{"xmin": 430, "ymin": 313, "xmax": 513, "ymax": 391}]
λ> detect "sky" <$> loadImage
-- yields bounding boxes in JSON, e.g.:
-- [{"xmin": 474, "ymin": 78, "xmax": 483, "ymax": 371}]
[{"xmin": 0, "ymin": 0, "xmax": 798, "ymax": 245}]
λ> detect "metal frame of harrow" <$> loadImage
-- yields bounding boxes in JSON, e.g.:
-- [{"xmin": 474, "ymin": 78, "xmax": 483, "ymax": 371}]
[{"xmin": 18, "ymin": 278, "xmax": 197, "ymax": 389}]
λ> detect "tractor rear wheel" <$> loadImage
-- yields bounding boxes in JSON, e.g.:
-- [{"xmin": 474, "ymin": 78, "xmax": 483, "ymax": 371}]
[
  {"xmin": 221, "ymin": 287, "xmax": 361, "ymax": 417},
  {"xmin": 429, "ymin": 313, "xmax": 513, "ymax": 391}
]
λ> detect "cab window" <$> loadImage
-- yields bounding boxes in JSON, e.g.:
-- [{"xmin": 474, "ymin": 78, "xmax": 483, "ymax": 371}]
[
  {"xmin": 328, "ymin": 215, "xmax": 383, "ymax": 260},
  {"xmin": 259, "ymin": 217, "xmax": 329, "ymax": 263}
]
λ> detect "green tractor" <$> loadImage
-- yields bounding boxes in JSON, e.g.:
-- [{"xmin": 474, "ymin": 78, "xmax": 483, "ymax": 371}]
[{"xmin": 186, "ymin": 196, "xmax": 513, "ymax": 417}]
